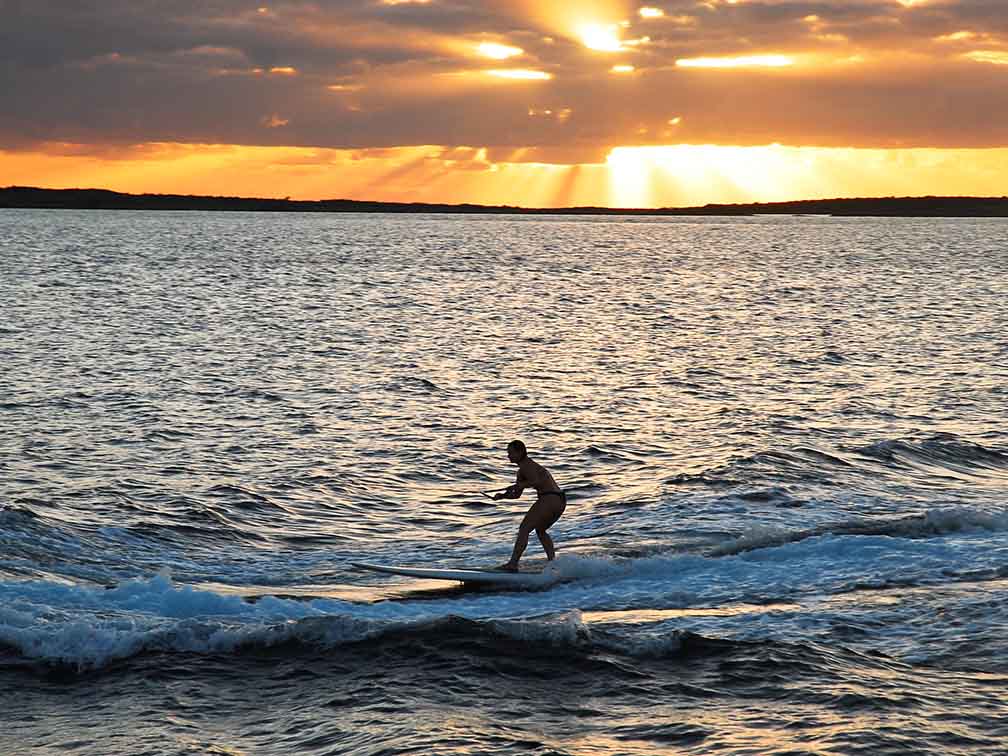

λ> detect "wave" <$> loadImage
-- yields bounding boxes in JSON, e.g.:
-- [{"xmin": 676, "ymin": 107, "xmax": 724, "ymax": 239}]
[
  {"xmin": 669, "ymin": 434, "xmax": 1008, "ymax": 491},
  {"xmin": 4, "ymin": 517, "xmax": 1008, "ymax": 673},
  {"xmin": 852, "ymin": 435, "xmax": 1008, "ymax": 478},
  {"xmin": 0, "ymin": 573, "xmax": 688, "ymax": 672},
  {"xmin": 710, "ymin": 506, "xmax": 1008, "ymax": 557},
  {"xmin": 381, "ymin": 376, "xmax": 449, "ymax": 394}
]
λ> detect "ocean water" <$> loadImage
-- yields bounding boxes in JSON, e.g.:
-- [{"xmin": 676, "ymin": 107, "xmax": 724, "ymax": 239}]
[{"xmin": 1, "ymin": 209, "xmax": 1007, "ymax": 755}]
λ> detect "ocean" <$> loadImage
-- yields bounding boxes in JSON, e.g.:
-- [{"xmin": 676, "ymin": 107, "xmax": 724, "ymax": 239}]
[{"xmin": 1, "ymin": 209, "xmax": 1006, "ymax": 755}]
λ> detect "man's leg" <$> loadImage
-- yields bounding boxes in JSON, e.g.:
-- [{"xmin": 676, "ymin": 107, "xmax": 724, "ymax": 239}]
[
  {"xmin": 536, "ymin": 528, "xmax": 555, "ymax": 560},
  {"xmin": 534, "ymin": 493, "xmax": 565, "ymax": 562},
  {"xmin": 500, "ymin": 508, "xmax": 544, "ymax": 571},
  {"xmin": 501, "ymin": 524, "xmax": 532, "ymax": 571}
]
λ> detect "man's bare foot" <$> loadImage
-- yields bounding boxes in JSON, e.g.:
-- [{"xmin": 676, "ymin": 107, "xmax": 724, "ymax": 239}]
[{"xmin": 495, "ymin": 563, "xmax": 519, "ymax": 573}]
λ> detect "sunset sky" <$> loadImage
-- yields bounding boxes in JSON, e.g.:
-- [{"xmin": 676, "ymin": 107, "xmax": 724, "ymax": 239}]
[{"xmin": 2, "ymin": 0, "xmax": 1007, "ymax": 207}]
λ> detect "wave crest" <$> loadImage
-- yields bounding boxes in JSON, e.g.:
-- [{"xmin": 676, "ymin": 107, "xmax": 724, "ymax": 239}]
[{"xmin": 710, "ymin": 506, "xmax": 1008, "ymax": 557}]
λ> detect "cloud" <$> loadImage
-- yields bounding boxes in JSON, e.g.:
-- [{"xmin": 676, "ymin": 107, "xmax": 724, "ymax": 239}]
[{"xmin": 1, "ymin": 0, "xmax": 1007, "ymax": 158}]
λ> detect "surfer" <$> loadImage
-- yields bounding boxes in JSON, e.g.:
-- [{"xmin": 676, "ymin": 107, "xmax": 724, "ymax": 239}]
[{"xmin": 492, "ymin": 440, "xmax": 566, "ymax": 572}]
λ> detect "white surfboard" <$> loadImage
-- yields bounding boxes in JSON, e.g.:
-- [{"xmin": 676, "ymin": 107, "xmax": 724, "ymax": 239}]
[{"xmin": 353, "ymin": 562, "xmax": 561, "ymax": 588}]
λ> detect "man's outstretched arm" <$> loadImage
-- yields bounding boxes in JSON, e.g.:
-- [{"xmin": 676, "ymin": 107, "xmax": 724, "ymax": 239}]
[{"xmin": 494, "ymin": 480, "xmax": 525, "ymax": 500}]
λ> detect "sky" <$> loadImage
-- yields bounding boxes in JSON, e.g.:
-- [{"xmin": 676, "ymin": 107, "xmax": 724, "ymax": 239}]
[{"xmin": 2, "ymin": 0, "xmax": 1007, "ymax": 207}]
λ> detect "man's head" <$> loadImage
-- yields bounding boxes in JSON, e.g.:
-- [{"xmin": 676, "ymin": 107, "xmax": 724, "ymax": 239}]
[{"xmin": 507, "ymin": 439, "xmax": 527, "ymax": 464}]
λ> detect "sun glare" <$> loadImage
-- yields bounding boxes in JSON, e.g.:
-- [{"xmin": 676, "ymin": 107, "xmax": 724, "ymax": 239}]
[
  {"xmin": 476, "ymin": 42, "xmax": 523, "ymax": 60},
  {"xmin": 608, "ymin": 144, "xmax": 809, "ymax": 207},
  {"xmin": 963, "ymin": 50, "xmax": 1008, "ymax": 65},
  {"xmin": 935, "ymin": 31, "xmax": 977, "ymax": 43},
  {"xmin": 676, "ymin": 55, "xmax": 794, "ymax": 68},
  {"xmin": 579, "ymin": 23, "xmax": 624, "ymax": 52},
  {"xmin": 487, "ymin": 69, "xmax": 552, "ymax": 80},
  {"xmin": 601, "ymin": 143, "xmax": 1008, "ymax": 208}
]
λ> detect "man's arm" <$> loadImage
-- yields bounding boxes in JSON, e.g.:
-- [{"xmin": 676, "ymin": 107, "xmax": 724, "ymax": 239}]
[{"xmin": 494, "ymin": 474, "xmax": 526, "ymax": 500}]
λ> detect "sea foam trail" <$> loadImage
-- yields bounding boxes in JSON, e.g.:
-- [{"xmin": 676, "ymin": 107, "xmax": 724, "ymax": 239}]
[{"xmin": 3, "ymin": 521, "xmax": 1007, "ymax": 671}]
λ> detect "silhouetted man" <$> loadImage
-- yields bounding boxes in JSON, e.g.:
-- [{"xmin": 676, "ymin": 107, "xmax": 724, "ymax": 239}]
[{"xmin": 493, "ymin": 440, "xmax": 566, "ymax": 571}]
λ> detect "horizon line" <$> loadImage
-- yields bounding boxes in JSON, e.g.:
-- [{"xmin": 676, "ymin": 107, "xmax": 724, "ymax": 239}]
[{"xmin": 3, "ymin": 185, "xmax": 1008, "ymax": 217}]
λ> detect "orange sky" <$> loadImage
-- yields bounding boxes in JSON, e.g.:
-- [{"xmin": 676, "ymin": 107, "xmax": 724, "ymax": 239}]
[{"xmin": 2, "ymin": 1, "xmax": 1007, "ymax": 207}]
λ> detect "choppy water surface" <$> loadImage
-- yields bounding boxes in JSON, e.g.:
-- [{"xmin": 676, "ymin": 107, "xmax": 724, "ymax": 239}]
[{"xmin": 1, "ymin": 209, "xmax": 1007, "ymax": 755}]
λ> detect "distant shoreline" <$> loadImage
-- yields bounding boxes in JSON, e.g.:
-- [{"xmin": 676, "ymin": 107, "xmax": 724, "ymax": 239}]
[{"xmin": 3, "ymin": 186, "xmax": 1008, "ymax": 216}]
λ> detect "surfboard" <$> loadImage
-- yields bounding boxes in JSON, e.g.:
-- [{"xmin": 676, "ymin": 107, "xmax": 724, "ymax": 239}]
[{"xmin": 353, "ymin": 562, "xmax": 560, "ymax": 587}]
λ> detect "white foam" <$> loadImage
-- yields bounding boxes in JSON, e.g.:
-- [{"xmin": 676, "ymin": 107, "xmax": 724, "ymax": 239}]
[
  {"xmin": 708, "ymin": 524, "xmax": 799, "ymax": 556},
  {"xmin": 922, "ymin": 506, "xmax": 1008, "ymax": 533},
  {"xmin": 489, "ymin": 609, "xmax": 589, "ymax": 646},
  {"xmin": 708, "ymin": 506, "xmax": 1008, "ymax": 557},
  {"xmin": 2, "ymin": 523, "xmax": 1006, "ymax": 669}
]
